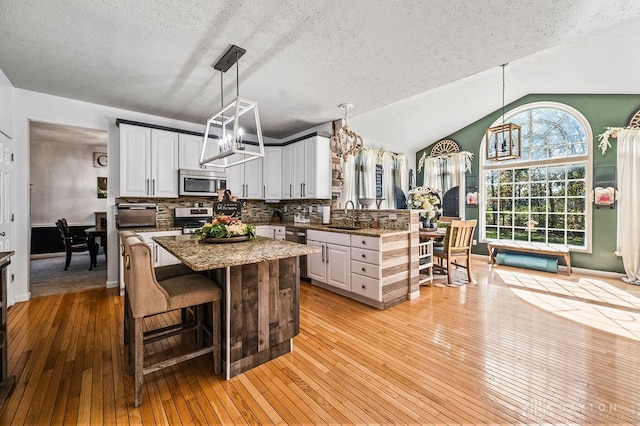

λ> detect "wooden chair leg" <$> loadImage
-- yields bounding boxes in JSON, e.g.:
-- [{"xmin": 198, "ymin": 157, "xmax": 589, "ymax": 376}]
[
  {"xmin": 447, "ymin": 257, "xmax": 453, "ymax": 285},
  {"xmin": 133, "ymin": 317, "xmax": 144, "ymax": 407},
  {"xmin": 213, "ymin": 300, "xmax": 221, "ymax": 376},
  {"xmin": 123, "ymin": 290, "xmax": 130, "ymax": 345},
  {"xmin": 196, "ymin": 304, "xmax": 204, "ymax": 347},
  {"xmin": 64, "ymin": 249, "xmax": 72, "ymax": 271},
  {"xmin": 466, "ymin": 256, "xmax": 472, "ymax": 282}
]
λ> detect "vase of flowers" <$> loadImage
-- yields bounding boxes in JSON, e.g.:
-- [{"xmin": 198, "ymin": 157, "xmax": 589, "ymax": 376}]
[{"xmin": 408, "ymin": 187, "xmax": 441, "ymax": 227}]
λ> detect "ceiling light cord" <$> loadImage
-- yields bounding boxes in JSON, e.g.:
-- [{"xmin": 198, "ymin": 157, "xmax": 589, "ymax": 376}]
[{"xmin": 501, "ymin": 63, "xmax": 507, "ymax": 127}]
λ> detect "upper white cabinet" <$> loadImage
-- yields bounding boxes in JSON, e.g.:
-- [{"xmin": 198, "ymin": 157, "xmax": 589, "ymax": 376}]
[
  {"xmin": 178, "ymin": 133, "xmax": 224, "ymax": 170},
  {"xmin": 281, "ymin": 135, "xmax": 331, "ymax": 200},
  {"xmin": 262, "ymin": 146, "xmax": 282, "ymax": 200},
  {"xmin": 120, "ymin": 124, "xmax": 179, "ymax": 198},
  {"xmin": 226, "ymin": 158, "xmax": 263, "ymax": 199}
]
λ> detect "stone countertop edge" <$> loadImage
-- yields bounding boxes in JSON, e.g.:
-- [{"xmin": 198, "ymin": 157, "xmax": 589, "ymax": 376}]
[{"xmin": 152, "ymin": 235, "xmax": 321, "ymax": 271}]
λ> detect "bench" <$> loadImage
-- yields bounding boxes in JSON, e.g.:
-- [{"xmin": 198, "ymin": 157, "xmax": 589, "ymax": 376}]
[{"xmin": 487, "ymin": 241, "xmax": 572, "ymax": 275}]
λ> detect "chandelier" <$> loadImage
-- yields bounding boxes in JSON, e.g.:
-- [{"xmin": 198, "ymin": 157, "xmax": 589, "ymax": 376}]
[
  {"xmin": 330, "ymin": 103, "xmax": 363, "ymax": 160},
  {"xmin": 201, "ymin": 45, "xmax": 264, "ymax": 169},
  {"xmin": 485, "ymin": 64, "xmax": 521, "ymax": 161}
]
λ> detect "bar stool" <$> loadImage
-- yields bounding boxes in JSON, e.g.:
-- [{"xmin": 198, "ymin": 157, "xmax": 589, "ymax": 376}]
[{"xmin": 124, "ymin": 236, "xmax": 221, "ymax": 407}]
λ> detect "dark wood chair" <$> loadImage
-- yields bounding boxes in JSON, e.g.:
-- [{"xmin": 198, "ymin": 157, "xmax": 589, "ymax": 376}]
[
  {"xmin": 433, "ymin": 220, "xmax": 477, "ymax": 285},
  {"xmin": 55, "ymin": 218, "xmax": 96, "ymax": 271},
  {"xmin": 123, "ymin": 236, "xmax": 222, "ymax": 407}
]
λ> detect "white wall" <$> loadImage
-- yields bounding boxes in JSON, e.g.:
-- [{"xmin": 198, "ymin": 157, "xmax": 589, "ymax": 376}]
[
  {"xmin": 30, "ymin": 135, "xmax": 108, "ymax": 226},
  {"xmin": 13, "ymin": 89, "xmax": 209, "ymax": 302}
]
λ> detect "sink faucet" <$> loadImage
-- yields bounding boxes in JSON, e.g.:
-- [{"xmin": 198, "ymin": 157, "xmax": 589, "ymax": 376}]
[{"xmin": 344, "ymin": 200, "xmax": 356, "ymax": 228}]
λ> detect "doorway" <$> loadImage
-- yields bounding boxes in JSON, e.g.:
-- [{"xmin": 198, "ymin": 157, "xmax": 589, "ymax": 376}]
[{"xmin": 29, "ymin": 121, "xmax": 108, "ymax": 297}]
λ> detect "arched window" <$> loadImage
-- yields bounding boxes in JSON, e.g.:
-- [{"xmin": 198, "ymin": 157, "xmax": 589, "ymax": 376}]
[{"xmin": 480, "ymin": 102, "xmax": 592, "ymax": 251}]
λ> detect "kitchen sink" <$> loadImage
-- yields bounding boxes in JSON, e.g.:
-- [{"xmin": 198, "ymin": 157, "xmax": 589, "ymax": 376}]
[{"xmin": 326, "ymin": 225, "xmax": 363, "ymax": 230}]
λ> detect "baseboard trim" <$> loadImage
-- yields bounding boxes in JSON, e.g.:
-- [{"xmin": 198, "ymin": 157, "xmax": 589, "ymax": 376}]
[{"xmin": 106, "ymin": 280, "xmax": 119, "ymax": 289}]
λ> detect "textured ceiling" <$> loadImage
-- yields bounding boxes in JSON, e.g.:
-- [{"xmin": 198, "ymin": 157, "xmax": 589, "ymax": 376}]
[{"xmin": 3, "ymin": 0, "xmax": 640, "ymax": 144}]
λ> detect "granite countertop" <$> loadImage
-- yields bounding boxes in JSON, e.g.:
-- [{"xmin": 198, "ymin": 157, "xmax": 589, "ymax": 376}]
[{"xmin": 153, "ymin": 235, "xmax": 320, "ymax": 271}]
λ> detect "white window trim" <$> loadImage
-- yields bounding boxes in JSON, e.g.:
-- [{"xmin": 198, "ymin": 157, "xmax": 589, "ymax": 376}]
[{"xmin": 479, "ymin": 101, "xmax": 593, "ymax": 253}]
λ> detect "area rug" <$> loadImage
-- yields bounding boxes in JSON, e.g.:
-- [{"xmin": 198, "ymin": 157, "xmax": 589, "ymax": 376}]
[
  {"xmin": 30, "ymin": 253, "xmax": 107, "ymax": 298},
  {"xmin": 429, "ymin": 266, "xmax": 476, "ymax": 287}
]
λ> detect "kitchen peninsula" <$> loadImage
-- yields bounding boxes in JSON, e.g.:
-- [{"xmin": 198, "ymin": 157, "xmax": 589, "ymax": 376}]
[{"xmin": 152, "ymin": 235, "xmax": 319, "ymax": 379}]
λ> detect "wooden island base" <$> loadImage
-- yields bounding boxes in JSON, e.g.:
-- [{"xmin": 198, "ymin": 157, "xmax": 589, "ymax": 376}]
[{"xmin": 212, "ymin": 257, "xmax": 299, "ymax": 379}]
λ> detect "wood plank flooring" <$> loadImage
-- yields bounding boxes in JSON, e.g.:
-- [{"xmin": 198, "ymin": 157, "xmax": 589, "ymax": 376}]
[{"xmin": 3, "ymin": 260, "xmax": 640, "ymax": 424}]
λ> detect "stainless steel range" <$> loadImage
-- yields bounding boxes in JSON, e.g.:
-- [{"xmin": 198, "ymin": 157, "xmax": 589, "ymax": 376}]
[{"xmin": 174, "ymin": 207, "xmax": 214, "ymax": 234}]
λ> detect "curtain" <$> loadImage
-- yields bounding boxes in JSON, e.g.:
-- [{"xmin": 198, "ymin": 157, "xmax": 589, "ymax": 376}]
[
  {"xmin": 421, "ymin": 152, "xmax": 472, "ymax": 194},
  {"xmin": 616, "ymin": 129, "xmax": 640, "ymax": 284}
]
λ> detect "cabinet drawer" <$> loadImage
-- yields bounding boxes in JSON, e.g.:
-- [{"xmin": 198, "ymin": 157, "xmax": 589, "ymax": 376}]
[
  {"xmin": 351, "ymin": 260, "xmax": 380, "ymax": 279},
  {"xmin": 350, "ymin": 235, "xmax": 380, "ymax": 250},
  {"xmin": 308, "ymin": 229, "xmax": 351, "ymax": 246},
  {"xmin": 351, "ymin": 247, "xmax": 381, "ymax": 265},
  {"xmin": 351, "ymin": 273, "xmax": 382, "ymax": 301}
]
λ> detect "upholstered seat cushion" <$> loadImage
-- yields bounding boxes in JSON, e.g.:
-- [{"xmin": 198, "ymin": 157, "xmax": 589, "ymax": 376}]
[{"xmin": 160, "ymin": 274, "xmax": 222, "ymax": 312}]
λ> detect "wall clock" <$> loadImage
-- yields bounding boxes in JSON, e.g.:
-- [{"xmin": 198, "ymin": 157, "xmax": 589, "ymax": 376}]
[{"xmin": 93, "ymin": 152, "xmax": 108, "ymax": 167}]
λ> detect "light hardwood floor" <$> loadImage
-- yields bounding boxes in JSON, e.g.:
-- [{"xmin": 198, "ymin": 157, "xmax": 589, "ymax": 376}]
[{"xmin": 3, "ymin": 259, "xmax": 640, "ymax": 424}]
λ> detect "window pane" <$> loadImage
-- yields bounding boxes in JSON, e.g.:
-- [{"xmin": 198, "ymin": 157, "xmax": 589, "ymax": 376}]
[
  {"xmin": 514, "ymin": 168, "xmax": 529, "ymax": 181},
  {"xmin": 486, "ymin": 227, "xmax": 497, "ymax": 239},
  {"xmin": 499, "ymin": 199, "xmax": 513, "ymax": 211},
  {"xmin": 500, "ymin": 184, "xmax": 513, "ymax": 198},
  {"xmin": 531, "ymin": 213, "xmax": 547, "ymax": 227},
  {"xmin": 567, "ymin": 181, "xmax": 585, "ymax": 196},
  {"xmin": 567, "ymin": 164, "xmax": 586, "ymax": 179},
  {"xmin": 530, "ymin": 167, "xmax": 546, "ymax": 181},
  {"xmin": 486, "ymin": 212, "xmax": 497, "ymax": 226},
  {"xmin": 548, "ymin": 166, "xmax": 566, "ymax": 180},
  {"xmin": 548, "ymin": 181, "xmax": 565, "ymax": 196},
  {"xmin": 514, "ymin": 214, "xmax": 529, "ymax": 227},
  {"xmin": 548, "ymin": 230, "xmax": 565, "ymax": 244},
  {"xmin": 514, "ymin": 198, "xmax": 529, "ymax": 212},
  {"xmin": 548, "ymin": 214, "xmax": 566, "ymax": 229},
  {"xmin": 548, "ymin": 198, "xmax": 565, "ymax": 213},
  {"xmin": 567, "ymin": 231, "xmax": 585, "ymax": 246},
  {"xmin": 567, "ymin": 214, "xmax": 585, "ymax": 230},
  {"xmin": 514, "ymin": 183, "xmax": 529, "ymax": 198},
  {"xmin": 499, "ymin": 213, "xmax": 513, "ymax": 226},
  {"xmin": 567, "ymin": 198, "xmax": 585, "ymax": 212},
  {"xmin": 530, "ymin": 183, "xmax": 547, "ymax": 197},
  {"xmin": 499, "ymin": 228, "xmax": 513, "ymax": 239},
  {"xmin": 486, "ymin": 199, "xmax": 498, "ymax": 212},
  {"xmin": 500, "ymin": 170, "xmax": 513, "ymax": 182},
  {"xmin": 531, "ymin": 230, "xmax": 546, "ymax": 242},
  {"xmin": 530, "ymin": 198, "xmax": 547, "ymax": 212},
  {"xmin": 514, "ymin": 229, "xmax": 529, "ymax": 241}
]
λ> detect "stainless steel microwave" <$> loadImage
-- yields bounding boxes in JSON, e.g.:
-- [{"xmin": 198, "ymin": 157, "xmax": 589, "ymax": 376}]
[{"xmin": 179, "ymin": 169, "xmax": 227, "ymax": 196}]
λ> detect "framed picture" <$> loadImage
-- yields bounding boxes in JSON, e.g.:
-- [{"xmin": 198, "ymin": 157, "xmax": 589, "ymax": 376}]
[{"xmin": 97, "ymin": 177, "xmax": 107, "ymax": 198}]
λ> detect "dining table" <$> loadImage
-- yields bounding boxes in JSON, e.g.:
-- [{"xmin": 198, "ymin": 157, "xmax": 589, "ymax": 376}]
[
  {"xmin": 85, "ymin": 225, "xmax": 107, "ymax": 268},
  {"xmin": 153, "ymin": 234, "xmax": 320, "ymax": 379}
]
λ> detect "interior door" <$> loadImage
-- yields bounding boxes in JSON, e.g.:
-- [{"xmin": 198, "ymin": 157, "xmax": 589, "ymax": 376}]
[{"xmin": 0, "ymin": 131, "xmax": 14, "ymax": 305}]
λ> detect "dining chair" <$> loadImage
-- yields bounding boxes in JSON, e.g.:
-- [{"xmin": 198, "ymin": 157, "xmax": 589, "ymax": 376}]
[
  {"xmin": 433, "ymin": 219, "xmax": 477, "ymax": 285},
  {"xmin": 123, "ymin": 236, "xmax": 222, "ymax": 407},
  {"xmin": 55, "ymin": 218, "xmax": 95, "ymax": 271}
]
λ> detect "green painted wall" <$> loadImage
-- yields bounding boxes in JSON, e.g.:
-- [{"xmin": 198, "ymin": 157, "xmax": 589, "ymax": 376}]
[{"xmin": 416, "ymin": 94, "xmax": 640, "ymax": 273}]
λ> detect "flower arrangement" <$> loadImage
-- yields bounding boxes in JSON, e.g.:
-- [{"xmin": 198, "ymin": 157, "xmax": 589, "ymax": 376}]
[
  {"xmin": 408, "ymin": 187, "xmax": 442, "ymax": 219},
  {"xmin": 194, "ymin": 215, "xmax": 256, "ymax": 239}
]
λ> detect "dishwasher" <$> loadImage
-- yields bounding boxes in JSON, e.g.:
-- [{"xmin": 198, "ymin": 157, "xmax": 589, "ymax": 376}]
[{"xmin": 285, "ymin": 226, "xmax": 308, "ymax": 279}]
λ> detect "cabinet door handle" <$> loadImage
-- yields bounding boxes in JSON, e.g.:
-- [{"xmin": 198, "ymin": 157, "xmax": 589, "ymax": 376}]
[
  {"xmin": 303, "ymin": 183, "xmax": 306, "ymax": 197},
  {"xmin": 152, "ymin": 179, "xmax": 156, "ymax": 196},
  {"xmin": 321, "ymin": 244, "xmax": 325, "ymax": 262},
  {"xmin": 300, "ymin": 183, "xmax": 303, "ymax": 197},
  {"xmin": 326, "ymin": 245, "xmax": 329, "ymax": 263},
  {"xmin": 146, "ymin": 179, "xmax": 150, "ymax": 195},
  {"xmin": 289, "ymin": 184, "xmax": 292, "ymax": 198},
  {"xmin": 263, "ymin": 185, "xmax": 265, "ymax": 199}
]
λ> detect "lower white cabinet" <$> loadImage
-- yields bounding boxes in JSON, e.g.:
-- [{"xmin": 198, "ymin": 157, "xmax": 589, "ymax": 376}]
[
  {"xmin": 138, "ymin": 230, "xmax": 182, "ymax": 267},
  {"xmin": 350, "ymin": 236, "xmax": 382, "ymax": 302},
  {"xmin": 306, "ymin": 230, "xmax": 350, "ymax": 291},
  {"xmin": 255, "ymin": 225, "xmax": 285, "ymax": 240}
]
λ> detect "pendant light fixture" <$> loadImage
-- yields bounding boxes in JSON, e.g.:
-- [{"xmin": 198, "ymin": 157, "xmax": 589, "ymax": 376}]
[
  {"xmin": 485, "ymin": 63, "xmax": 521, "ymax": 161},
  {"xmin": 330, "ymin": 103, "xmax": 364, "ymax": 161},
  {"xmin": 201, "ymin": 44, "xmax": 264, "ymax": 169}
]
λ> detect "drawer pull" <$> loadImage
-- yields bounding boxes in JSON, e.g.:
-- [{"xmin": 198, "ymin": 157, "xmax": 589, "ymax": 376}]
[
  {"xmin": 362, "ymin": 285, "xmax": 366, "ymax": 289},
  {"xmin": 361, "ymin": 241, "xmax": 366, "ymax": 245},
  {"xmin": 362, "ymin": 267, "xmax": 366, "ymax": 272},
  {"xmin": 361, "ymin": 254, "xmax": 366, "ymax": 258}
]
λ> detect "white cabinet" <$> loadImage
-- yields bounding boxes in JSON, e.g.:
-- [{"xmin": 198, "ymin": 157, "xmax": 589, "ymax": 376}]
[
  {"xmin": 350, "ymin": 235, "xmax": 382, "ymax": 302},
  {"xmin": 262, "ymin": 146, "xmax": 282, "ymax": 200},
  {"xmin": 306, "ymin": 230, "xmax": 350, "ymax": 291},
  {"xmin": 120, "ymin": 124, "xmax": 179, "ymax": 198},
  {"xmin": 178, "ymin": 133, "xmax": 223, "ymax": 170},
  {"xmin": 255, "ymin": 225, "xmax": 285, "ymax": 240},
  {"xmin": 281, "ymin": 135, "xmax": 331, "ymax": 200},
  {"xmin": 138, "ymin": 231, "xmax": 182, "ymax": 267},
  {"xmin": 226, "ymin": 158, "xmax": 263, "ymax": 199}
]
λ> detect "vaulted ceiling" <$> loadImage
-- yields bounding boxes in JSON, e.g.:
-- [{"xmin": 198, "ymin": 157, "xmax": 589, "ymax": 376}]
[{"xmin": 2, "ymin": 1, "xmax": 640, "ymax": 153}]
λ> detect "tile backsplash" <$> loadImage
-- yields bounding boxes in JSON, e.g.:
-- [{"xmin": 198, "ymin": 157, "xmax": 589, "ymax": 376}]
[{"xmin": 116, "ymin": 197, "xmax": 412, "ymax": 230}]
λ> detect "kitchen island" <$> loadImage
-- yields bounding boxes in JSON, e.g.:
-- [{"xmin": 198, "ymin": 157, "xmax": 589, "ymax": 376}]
[{"xmin": 152, "ymin": 235, "xmax": 319, "ymax": 379}]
